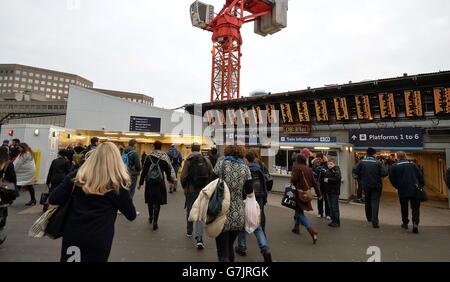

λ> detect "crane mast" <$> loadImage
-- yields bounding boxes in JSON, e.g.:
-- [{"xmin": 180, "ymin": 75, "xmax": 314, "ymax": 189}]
[{"xmin": 191, "ymin": 0, "xmax": 288, "ymax": 102}]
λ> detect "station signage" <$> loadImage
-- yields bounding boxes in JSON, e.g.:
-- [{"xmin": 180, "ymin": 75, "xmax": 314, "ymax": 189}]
[
  {"xmin": 280, "ymin": 136, "xmax": 337, "ymax": 144},
  {"xmin": 129, "ymin": 116, "xmax": 161, "ymax": 133},
  {"xmin": 349, "ymin": 127, "xmax": 423, "ymax": 149}
]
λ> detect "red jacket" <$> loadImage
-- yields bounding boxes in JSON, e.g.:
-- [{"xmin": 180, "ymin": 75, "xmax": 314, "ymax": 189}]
[{"xmin": 291, "ymin": 164, "xmax": 321, "ymax": 212}]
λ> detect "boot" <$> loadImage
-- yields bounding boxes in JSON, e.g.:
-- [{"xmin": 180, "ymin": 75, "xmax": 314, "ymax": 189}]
[
  {"xmin": 263, "ymin": 252, "xmax": 272, "ymax": 262},
  {"xmin": 307, "ymin": 227, "xmax": 318, "ymax": 244},
  {"xmin": 291, "ymin": 224, "xmax": 300, "ymax": 235}
]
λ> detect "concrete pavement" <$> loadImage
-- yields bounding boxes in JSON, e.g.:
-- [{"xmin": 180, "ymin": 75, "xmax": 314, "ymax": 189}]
[{"xmin": 0, "ymin": 185, "xmax": 449, "ymax": 262}]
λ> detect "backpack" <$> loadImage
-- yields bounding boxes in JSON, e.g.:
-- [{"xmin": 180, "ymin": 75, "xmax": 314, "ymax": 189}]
[
  {"xmin": 146, "ymin": 157, "xmax": 163, "ymax": 184},
  {"xmin": 189, "ymin": 154, "xmax": 210, "ymax": 189},
  {"xmin": 122, "ymin": 152, "xmax": 130, "ymax": 167},
  {"xmin": 249, "ymin": 166, "xmax": 265, "ymax": 197},
  {"xmin": 169, "ymin": 150, "xmax": 180, "ymax": 167}
]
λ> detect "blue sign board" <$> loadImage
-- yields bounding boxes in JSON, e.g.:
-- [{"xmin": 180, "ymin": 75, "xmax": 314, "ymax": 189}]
[{"xmin": 349, "ymin": 127, "xmax": 423, "ymax": 149}]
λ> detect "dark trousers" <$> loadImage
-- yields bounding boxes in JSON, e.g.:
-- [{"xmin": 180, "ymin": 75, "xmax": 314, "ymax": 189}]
[
  {"xmin": 18, "ymin": 185, "xmax": 36, "ymax": 202},
  {"xmin": 256, "ymin": 196, "xmax": 266, "ymax": 233},
  {"xmin": 317, "ymin": 192, "xmax": 330, "ymax": 217},
  {"xmin": 356, "ymin": 180, "xmax": 363, "ymax": 199},
  {"xmin": 400, "ymin": 197, "xmax": 420, "ymax": 225},
  {"xmin": 129, "ymin": 176, "xmax": 138, "ymax": 199},
  {"xmin": 215, "ymin": 230, "xmax": 239, "ymax": 262},
  {"xmin": 327, "ymin": 193, "xmax": 340, "ymax": 225},
  {"xmin": 365, "ymin": 188, "xmax": 381, "ymax": 225},
  {"xmin": 147, "ymin": 202, "xmax": 161, "ymax": 224}
]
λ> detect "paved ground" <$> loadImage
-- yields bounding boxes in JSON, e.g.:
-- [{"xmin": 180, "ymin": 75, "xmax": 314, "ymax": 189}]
[{"xmin": 1, "ymin": 185, "xmax": 449, "ymax": 262}]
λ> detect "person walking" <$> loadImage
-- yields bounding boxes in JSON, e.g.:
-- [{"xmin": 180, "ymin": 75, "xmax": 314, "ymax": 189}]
[
  {"xmin": 83, "ymin": 137, "xmax": 99, "ymax": 156},
  {"xmin": 0, "ymin": 146, "xmax": 17, "ymax": 245},
  {"xmin": 167, "ymin": 144, "xmax": 183, "ymax": 193},
  {"xmin": 72, "ymin": 143, "xmax": 86, "ymax": 169},
  {"xmin": 139, "ymin": 141, "xmax": 175, "ymax": 231},
  {"xmin": 389, "ymin": 152, "xmax": 424, "ymax": 234},
  {"xmin": 213, "ymin": 145, "xmax": 253, "ymax": 262},
  {"xmin": 122, "ymin": 139, "xmax": 141, "ymax": 200},
  {"xmin": 445, "ymin": 167, "xmax": 450, "ymax": 191},
  {"xmin": 352, "ymin": 148, "xmax": 388, "ymax": 228},
  {"xmin": 207, "ymin": 147, "xmax": 219, "ymax": 169},
  {"xmin": 141, "ymin": 152, "xmax": 147, "ymax": 167},
  {"xmin": 14, "ymin": 143, "xmax": 36, "ymax": 206},
  {"xmin": 291, "ymin": 154, "xmax": 322, "ymax": 244},
  {"xmin": 180, "ymin": 142, "xmax": 213, "ymax": 249},
  {"xmin": 48, "ymin": 142, "xmax": 136, "ymax": 262},
  {"xmin": 235, "ymin": 150, "xmax": 272, "ymax": 262},
  {"xmin": 9, "ymin": 139, "xmax": 21, "ymax": 162},
  {"xmin": 312, "ymin": 152, "xmax": 331, "ymax": 219},
  {"xmin": 323, "ymin": 158, "xmax": 342, "ymax": 228},
  {"xmin": 44, "ymin": 149, "xmax": 72, "ymax": 211}
]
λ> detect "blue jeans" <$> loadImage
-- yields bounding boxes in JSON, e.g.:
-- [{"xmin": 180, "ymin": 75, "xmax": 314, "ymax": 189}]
[
  {"xmin": 327, "ymin": 193, "xmax": 340, "ymax": 225},
  {"xmin": 237, "ymin": 226, "xmax": 269, "ymax": 254},
  {"xmin": 294, "ymin": 210, "xmax": 312, "ymax": 229},
  {"xmin": 186, "ymin": 192, "xmax": 204, "ymax": 240},
  {"xmin": 129, "ymin": 176, "xmax": 138, "ymax": 199}
]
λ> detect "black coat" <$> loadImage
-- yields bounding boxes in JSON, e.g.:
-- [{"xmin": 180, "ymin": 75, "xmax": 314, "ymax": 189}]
[
  {"xmin": 352, "ymin": 157, "xmax": 388, "ymax": 191},
  {"xmin": 312, "ymin": 161, "xmax": 328, "ymax": 193},
  {"xmin": 323, "ymin": 166, "xmax": 342, "ymax": 195},
  {"xmin": 389, "ymin": 160, "xmax": 424, "ymax": 198},
  {"xmin": 0, "ymin": 162, "xmax": 16, "ymax": 185},
  {"xmin": 48, "ymin": 171, "xmax": 136, "ymax": 262},
  {"xmin": 46, "ymin": 157, "xmax": 72, "ymax": 189},
  {"xmin": 139, "ymin": 155, "xmax": 173, "ymax": 205}
]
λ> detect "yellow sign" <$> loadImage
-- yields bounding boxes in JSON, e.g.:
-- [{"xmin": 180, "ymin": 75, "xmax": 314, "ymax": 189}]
[
  {"xmin": 296, "ymin": 101, "xmax": 310, "ymax": 122},
  {"xmin": 333, "ymin": 97, "xmax": 349, "ymax": 121},
  {"xmin": 404, "ymin": 90, "xmax": 423, "ymax": 117},
  {"xmin": 434, "ymin": 88, "xmax": 450, "ymax": 115},
  {"xmin": 314, "ymin": 100, "xmax": 329, "ymax": 122},
  {"xmin": 355, "ymin": 95, "xmax": 373, "ymax": 120}
]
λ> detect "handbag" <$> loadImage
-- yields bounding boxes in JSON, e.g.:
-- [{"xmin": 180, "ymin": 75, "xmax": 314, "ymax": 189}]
[
  {"xmin": 281, "ymin": 183, "xmax": 297, "ymax": 210},
  {"xmin": 28, "ymin": 207, "xmax": 57, "ymax": 238},
  {"xmin": 298, "ymin": 171, "xmax": 313, "ymax": 203},
  {"xmin": 415, "ymin": 183, "xmax": 428, "ymax": 202},
  {"xmin": 206, "ymin": 162, "xmax": 226, "ymax": 224},
  {"xmin": 45, "ymin": 183, "xmax": 75, "ymax": 239},
  {"xmin": 0, "ymin": 165, "xmax": 17, "ymax": 205}
]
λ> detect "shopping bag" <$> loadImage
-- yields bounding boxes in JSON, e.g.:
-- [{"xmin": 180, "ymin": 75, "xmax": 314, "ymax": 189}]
[{"xmin": 244, "ymin": 195, "xmax": 260, "ymax": 234}]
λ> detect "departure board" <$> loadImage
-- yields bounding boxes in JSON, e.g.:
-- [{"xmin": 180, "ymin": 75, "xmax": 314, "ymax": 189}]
[
  {"xmin": 355, "ymin": 95, "xmax": 373, "ymax": 120},
  {"xmin": 296, "ymin": 101, "xmax": 310, "ymax": 122},
  {"xmin": 237, "ymin": 107, "xmax": 250, "ymax": 125},
  {"xmin": 314, "ymin": 99, "xmax": 329, "ymax": 122},
  {"xmin": 280, "ymin": 103, "xmax": 293, "ymax": 123},
  {"xmin": 226, "ymin": 108, "xmax": 237, "ymax": 125},
  {"xmin": 333, "ymin": 97, "xmax": 350, "ymax": 121},
  {"xmin": 433, "ymin": 88, "xmax": 450, "ymax": 115},
  {"xmin": 404, "ymin": 90, "xmax": 423, "ymax": 117},
  {"xmin": 265, "ymin": 104, "xmax": 278, "ymax": 124},
  {"xmin": 378, "ymin": 93, "xmax": 396, "ymax": 118},
  {"xmin": 252, "ymin": 106, "xmax": 263, "ymax": 124}
]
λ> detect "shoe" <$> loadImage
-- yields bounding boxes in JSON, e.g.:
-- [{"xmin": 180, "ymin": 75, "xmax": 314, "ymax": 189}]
[
  {"xmin": 153, "ymin": 223, "xmax": 158, "ymax": 231},
  {"xmin": 401, "ymin": 223, "xmax": 408, "ymax": 230},
  {"xmin": 326, "ymin": 216, "xmax": 332, "ymax": 221},
  {"xmin": 328, "ymin": 222, "xmax": 340, "ymax": 228},
  {"xmin": 412, "ymin": 224, "xmax": 419, "ymax": 234},
  {"xmin": 196, "ymin": 238, "xmax": 204, "ymax": 250},
  {"xmin": 316, "ymin": 214, "xmax": 323, "ymax": 218},
  {"xmin": 372, "ymin": 223, "xmax": 380, "ymax": 229},
  {"xmin": 136, "ymin": 211, "xmax": 140, "ymax": 216},
  {"xmin": 169, "ymin": 190, "xmax": 173, "ymax": 194},
  {"xmin": 263, "ymin": 252, "xmax": 272, "ymax": 262},
  {"xmin": 0, "ymin": 235, "xmax": 6, "ymax": 246},
  {"xmin": 186, "ymin": 233, "xmax": 193, "ymax": 238},
  {"xmin": 25, "ymin": 201, "xmax": 36, "ymax": 206},
  {"xmin": 307, "ymin": 227, "xmax": 318, "ymax": 244},
  {"xmin": 291, "ymin": 224, "xmax": 300, "ymax": 235},
  {"xmin": 234, "ymin": 246, "xmax": 247, "ymax": 256}
]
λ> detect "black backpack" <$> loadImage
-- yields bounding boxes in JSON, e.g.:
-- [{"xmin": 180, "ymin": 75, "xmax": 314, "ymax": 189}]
[
  {"xmin": 249, "ymin": 167, "xmax": 265, "ymax": 197},
  {"xmin": 146, "ymin": 157, "xmax": 163, "ymax": 184},
  {"xmin": 189, "ymin": 154, "xmax": 210, "ymax": 189}
]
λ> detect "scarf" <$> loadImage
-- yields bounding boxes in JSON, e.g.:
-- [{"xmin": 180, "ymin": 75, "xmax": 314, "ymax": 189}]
[{"xmin": 150, "ymin": 150, "xmax": 176, "ymax": 179}]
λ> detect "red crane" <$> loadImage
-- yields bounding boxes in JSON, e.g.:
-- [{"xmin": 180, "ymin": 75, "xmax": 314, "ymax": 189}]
[{"xmin": 191, "ymin": 0, "xmax": 287, "ymax": 102}]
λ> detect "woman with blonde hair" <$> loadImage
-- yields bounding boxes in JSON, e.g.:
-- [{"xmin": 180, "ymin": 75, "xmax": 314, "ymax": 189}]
[{"xmin": 49, "ymin": 142, "xmax": 136, "ymax": 262}]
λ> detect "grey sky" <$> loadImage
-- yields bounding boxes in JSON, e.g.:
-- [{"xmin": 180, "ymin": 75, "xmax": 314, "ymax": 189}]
[{"xmin": 1, "ymin": 0, "xmax": 449, "ymax": 109}]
